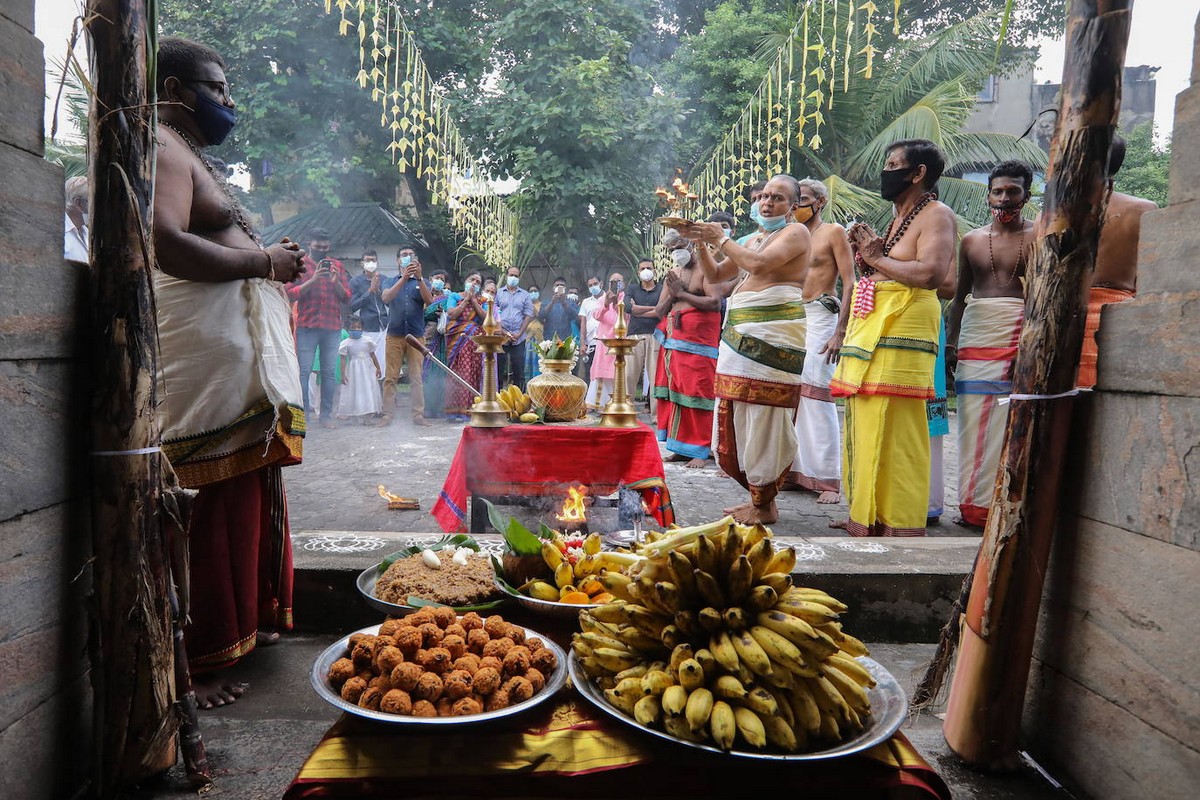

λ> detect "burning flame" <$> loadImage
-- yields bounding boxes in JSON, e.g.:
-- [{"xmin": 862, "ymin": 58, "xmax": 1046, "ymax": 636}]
[
  {"xmin": 656, "ymin": 169, "xmax": 696, "ymax": 209},
  {"xmin": 378, "ymin": 484, "xmax": 419, "ymax": 509},
  {"xmin": 555, "ymin": 485, "xmax": 589, "ymax": 524}
]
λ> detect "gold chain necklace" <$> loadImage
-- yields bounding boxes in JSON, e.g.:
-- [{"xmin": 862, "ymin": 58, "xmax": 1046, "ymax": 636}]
[
  {"xmin": 159, "ymin": 121, "xmax": 260, "ymax": 245},
  {"xmin": 987, "ymin": 222, "xmax": 1025, "ymax": 287}
]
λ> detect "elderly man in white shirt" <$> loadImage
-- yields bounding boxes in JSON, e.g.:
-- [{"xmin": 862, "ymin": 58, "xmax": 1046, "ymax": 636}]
[{"xmin": 63, "ymin": 176, "xmax": 89, "ymax": 264}]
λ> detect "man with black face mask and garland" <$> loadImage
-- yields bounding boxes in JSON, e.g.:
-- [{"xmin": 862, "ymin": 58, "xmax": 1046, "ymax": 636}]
[
  {"xmin": 153, "ymin": 37, "xmax": 307, "ymax": 707},
  {"xmin": 830, "ymin": 139, "xmax": 956, "ymax": 537},
  {"xmin": 946, "ymin": 160, "xmax": 1035, "ymax": 528}
]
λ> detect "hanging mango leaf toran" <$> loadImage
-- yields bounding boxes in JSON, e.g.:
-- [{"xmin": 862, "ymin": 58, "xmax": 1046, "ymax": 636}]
[
  {"xmin": 323, "ymin": 0, "xmax": 517, "ymax": 270},
  {"xmin": 685, "ymin": 0, "xmax": 901, "ymax": 221}
]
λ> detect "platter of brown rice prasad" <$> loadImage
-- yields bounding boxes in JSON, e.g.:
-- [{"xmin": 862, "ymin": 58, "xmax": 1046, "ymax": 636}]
[
  {"xmin": 311, "ymin": 609, "xmax": 566, "ymax": 725},
  {"xmin": 358, "ymin": 535, "xmax": 507, "ymax": 616}
]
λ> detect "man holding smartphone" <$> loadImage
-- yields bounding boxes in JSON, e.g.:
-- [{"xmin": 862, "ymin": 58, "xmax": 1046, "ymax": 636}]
[
  {"xmin": 495, "ymin": 266, "xmax": 535, "ymax": 391},
  {"xmin": 378, "ymin": 246, "xmax": 434, "ymax": 426},
  {"xmin": 288, "ymin": 227, "xmax": 350, "ymax": 428}
]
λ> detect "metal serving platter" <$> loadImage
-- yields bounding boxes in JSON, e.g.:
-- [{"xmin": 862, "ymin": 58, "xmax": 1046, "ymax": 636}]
[
  {"xmin": 568, "ymin": 651, "xmax": 907, "ymax": 761},
  {"xmin": 356, "ymin": 562, "xmax": 508, "ymax": 617},
  {"xmin": 490, "ymin": 557, "xmax": 601, "ymax": 620},
  {"xmin": 311, "ymin": 623, "xmax": 568, "ymax": 726}
]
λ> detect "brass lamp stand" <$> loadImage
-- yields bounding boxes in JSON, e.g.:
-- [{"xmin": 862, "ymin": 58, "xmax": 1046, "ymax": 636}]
[
  {"xmin": 598, "ymin": 301, "xmax": 641, "ymax": 429},
  {"xmin": 470, "ymin": 302, "xmax": 510, "ymax": 428}
]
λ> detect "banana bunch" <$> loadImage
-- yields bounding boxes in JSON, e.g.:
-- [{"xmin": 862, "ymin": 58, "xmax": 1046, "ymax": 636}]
[
  {"xmin": 571, "ymin": 519, "xmax": 876, "ymax": 753},
  {"xmin": 497, "ymin": 385, "xmax": 533, "ymax": 420},
  {"xmin": 522, "ymin": 532, "xmax": 640, "ymax": 604}
]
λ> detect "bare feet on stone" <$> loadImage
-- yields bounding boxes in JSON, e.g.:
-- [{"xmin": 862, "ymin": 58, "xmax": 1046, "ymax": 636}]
[
  {"xmin": 256, "ymin": 630, "xmax": 281, "ymax": 647},
  {"xmin": 683, "ymin": 458, "xmax": 708, "ymax": 469},
  {"xmin": 723, "ymin": 501, "xmax": 753, "ymax": 515},
  {"xmin": 952, "ymin": 516, "xmax": 982, "ymax": 530},
  {"xmin": 828, "ymin": 518, "xmax": 849, "ymax": 530},
  {"xmin": 731, "ymin": 501, "xmax": 778, "ymax": 525},
  {"xmin": 193, "ymin": 673, "xmax": 248, "ymax": 710},
  {"xmin": 816, "ymin": 491, "xmax": 840, "ymax": 504}
]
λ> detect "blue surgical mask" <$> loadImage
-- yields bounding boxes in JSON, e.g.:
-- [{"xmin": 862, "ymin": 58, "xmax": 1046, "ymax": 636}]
[
  {"xmin": 615, "ymin": 281, "xmax": 624, "ymax": 292},
  {"xmin": 530, "ymin": 291, "xmax": 540, "ymax": 300},
  {"xmin": 431, "ymin": 279, "xmax": 445, "ymax": 291},
  {"xmin": 348, "ymin": 330, "xmax": 363, "ymax": 339},
  {"xmin": 749, "ymin": 200, "xmax": 766, "ymax": 229},
  {"xmin": 760, "ymin": 211, "xmax": 792, "ymax": 232},
  {"xmin": 400, "ymin": 255, "xmax": 413, "ymax": 268},
  {"xmin": 506, "ymin": 276, "xmax": 519, "ymax": 288},
  {"xmin": 190, "ymin": 92, "xmax": 237, "ymax": 146},
  {"xmin": 589, "ymin": 285, "xmax": 602, "ymax": 297}
]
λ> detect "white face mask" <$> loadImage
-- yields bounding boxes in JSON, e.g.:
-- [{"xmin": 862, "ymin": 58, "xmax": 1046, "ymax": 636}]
[
  {"xmin": 363, "ymin": 260, "xmax": 377, "ymax": 273},
  {"xmin": 670, "ymin": 249, "xmax": 691, "ymax": 267},
  {"xmin": 639, "ymin": 268, "xmax": 655, "ymax": 282},
  {"xmin": 554, "ymin": 285, "xmax": 565, "ymax": 294},
  {"xmin": 567, "ymin": 293, "xmax": 579, "ymax": 302}
]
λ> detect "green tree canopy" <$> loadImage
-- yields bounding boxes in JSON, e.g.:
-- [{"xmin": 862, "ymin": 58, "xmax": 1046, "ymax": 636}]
[{"xmin": 1114, "ymin": 121, "xmax": 1169, "ymax": 209}]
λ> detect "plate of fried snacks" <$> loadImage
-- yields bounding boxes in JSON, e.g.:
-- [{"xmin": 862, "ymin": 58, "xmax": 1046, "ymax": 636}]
[
  {"xmin": 312, "ymin": 611, "xmax": 567, "ymax": 725},
  {"xmin": 358, "ymin": 534, "xmax": 508, "ymax": 616},
  {"xmin": 656, "ymin": 216, "xmax": 693, "ymax": 230}
]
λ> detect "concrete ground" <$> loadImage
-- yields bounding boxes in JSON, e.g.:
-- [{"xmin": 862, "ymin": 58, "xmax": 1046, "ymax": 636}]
[{"xmin": 130, "ymin": 395, "xmax": 1069, "ymax": 798}]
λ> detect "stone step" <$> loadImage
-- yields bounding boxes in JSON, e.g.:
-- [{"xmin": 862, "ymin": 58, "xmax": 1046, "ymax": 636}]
[{"xmin": 291, "ymin": 530, "xmax": 979, "ymax": 643}]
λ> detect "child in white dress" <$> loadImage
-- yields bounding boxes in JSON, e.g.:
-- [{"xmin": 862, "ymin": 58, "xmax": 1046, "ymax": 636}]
[{"xmin": 338, "ymin": 317, "xmax": 383, "ymax": 421}]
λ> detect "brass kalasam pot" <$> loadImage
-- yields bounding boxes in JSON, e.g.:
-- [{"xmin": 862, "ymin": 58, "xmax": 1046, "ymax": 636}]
[{"xmin": 527, "ymin": 358, "xmax": 587, "ymax": 421}]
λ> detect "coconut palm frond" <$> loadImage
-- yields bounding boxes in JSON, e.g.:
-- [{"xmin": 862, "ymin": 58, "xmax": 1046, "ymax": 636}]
[
  {"xmin": 45, "ymin": 138, "xmax": 88, "ymax": 178},
  {"xmin": 935, "ymin": 175, "xmax": 992, "ymax": 232},
  {"xmin": 844, "ymin": 80, "xmax": 975, "ymax": 181},
  {"xmin": 940, "ymin": 131, "xmax": 1050, "ymax": 174},
  {"xmin": 820, "ymin": 174, "xmax": 892, "ymax": 229}
]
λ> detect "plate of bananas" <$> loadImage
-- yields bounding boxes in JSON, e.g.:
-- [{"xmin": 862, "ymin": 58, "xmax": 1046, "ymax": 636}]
[
  {"xmin": 494, "ymin": 385, "xmax": 539, "ymax": 423},
  {"xmin": 566, "ymin": 516, "xmax": 907, "ymax": 760}
]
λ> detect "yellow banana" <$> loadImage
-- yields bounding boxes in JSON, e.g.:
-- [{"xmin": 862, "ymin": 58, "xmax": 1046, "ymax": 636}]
[
  {"xmin": 612, "ymin": 676, "xmax": 646, "ymax": 698},
  {"xmin": 526, "ymin": 580, "xmax": 560, "ymax": 601},
  {"xmin": 765, "ymin": 684, "xmax": 796, "ymax": 729},
  {"xmin": 709, "ymin": 631, "xmax": 741, "ymax": 673},
  {"xmin": 673, "ymin": 609, "xmax": 702, "ymax": 639},
  {"xmin": 737, "ymin": 686, "xmax": 779, "ymax": 716},
  {"xmin": 758, "ymin": 571, "xmax": 793, "ymax": 595},
  {"xmin": 818, "ymin": 708, "xmax": 842, "ymax": 742},
  {"xmin": 577, "ymin": 575, "xmax": 605, "ymax": 596},
  {"xmin": 653, "ymin": 581, "xmax": 683, "ymax": 611},
  {"xmin": 719, "ymin": 526, "xmax": 744, "ymax": 574},
  {"xmin": 745, "ymin": 537, "xmax": 774, "ymax": 579},
  {"xmin": 582, "ymin": 531, "xmax": 602, "ymax": 555},
  {"xmin": 693, "ymin": 648, "xmax": 717, "ymax": 676},
  {"xmin": 710, "ymin": 701, "xmax": 737, "ymax": 750},
  {"xmin": 698, "ymin": 606, "xmax": 725, "ymax": 633},
  {"xmin": 668, "ymin": 643, "xmax": 695, "ymax": 670},
  {"xmin": 827, "ymin": 653, "xmax": 877, "ymax": 688},
  {"xmin": 618, "ymin": 626, "xmax": 666, "ymax": 654},
  {"xmin": 749, "ymin": 625, "xmax": 822, "ymax": 678},
  {"xmin": 558, "ymin": 584, "xmax": 578, "ymax": 599},
  {"xmin": 677, "ymin": 658, "xmax": 705, "ymax": 692},
  {"xmin": 579, "ymin": 631, "xmax": 633, "ymax": 654},
  {"xmin": 837, "ymin": 632, "xmax": 870, "ymax": 658},
  {"xmin": 695, "ymin": 533, "xmax": 718, "ymax": 575},
  {"xmin": 541, "ymin": 541, "xmax": 565, "ymax": 570},
  {"xmin": 640, "ymin": 669, "xmax": 674, "ymax": 697},
  {"xmin": 757, "ymin": 711, "xmax": 801, "ymax": 752},
  {"xmin": 614, "ymin": 663, "xmax": 649, "ymax": 681},
  {"xmin": 822, "ymin": 660, "xmax": 872, "ymax": 714},
  {"xmin": 576, "ymin": 655, "xmax": 607, "ymax": 679},
  {"xmin": 661, "ymin": 684, "xmax": 688, "ymax": 716},
  {"xmin": 624, "ymin": 604, "xmax": 668, "ymax": 638},
  {"xmin": 775, "ymin": 597, "xmax": 841, "ymax": 625},
  {"xmin": 660, "ymin": 623, "xmax": 682, "ymax": 650},
  {"xmin": 684, "ymin": 687, "xmax": 714, "ymax": 733},
  {"xmin": 792, "ymin": 587, "xmax": 849, "ymax": 612},
  {"xmin": 806, "ymin": 675, "xmax": 853, "ymax": 727},
  {"xmin": 553, "ymin": 561, "xmax": 574, "ymax": 589},
  {"xmin": 693, "ymin": 568, "xmax": 726, "ymax": 608},
  {"xmin": 664, "ymin": 713, "xmax": 706, "ymax": 742},
  {"xmin": 712, "ymin": 674, "xmax": 749, "ymax": 701},
  {"xmin": 761, "ymin": 664, "xmax": 796, "ymax": 690},
  {"xmin": 756, "ymin": 610, "xmax": 819, "ymax": 646},
  {"xmin": 593, "ymin": 647, "xmax": 641, "ymax": 673},
  {"xmin": 598, "ymin": 570, "xmax": 635, "ymax": 602},
  {"xmin": 722, "ymin": 606, "xmax": 749, "ymax": 631},
  {"xmin": 744, "ymin": 585, "xmax": 778, "ymax": 612},
  {"xmin": 788, "ymin": 678, "xmax": 823, "ymax": 737},
  {"xmin": 763, "ymin": 545, "xmax": 797, "ymax": 576},
  {"xmin": 730, "ymin": 629, "xmax": 774, "ymax": 677},
  {"xmin": 666, "ymin": 550, "xmax": 698, "ymax": 604},
  {"xmin": 725, "ymin": 555, "xmax": 754, "ymax": 604},
  {"xmin": 793, "ymin": 627, "xmax": 840, "ymax": 662},
  {"xmin": 633, "ymin": 694, "xmax": 662, "ymax": 726},
  {"xmin": 603, "ymin": 687, "xmax": 639, "ymax": 715},
  {"xmin": 733, "ymin": 706, "xmax": 768, "ymax": 749}
]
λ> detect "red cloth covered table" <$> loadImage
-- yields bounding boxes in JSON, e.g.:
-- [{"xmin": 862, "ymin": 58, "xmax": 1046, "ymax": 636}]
[{"xmin": 432, "ymin": 423, "xmax": 674, "ymax": 533}]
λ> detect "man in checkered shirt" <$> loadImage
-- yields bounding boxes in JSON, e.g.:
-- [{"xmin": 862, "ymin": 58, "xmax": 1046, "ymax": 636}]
[{"xmin": 287, "ymin": 227, "xmax": 350, "ymax": 427}]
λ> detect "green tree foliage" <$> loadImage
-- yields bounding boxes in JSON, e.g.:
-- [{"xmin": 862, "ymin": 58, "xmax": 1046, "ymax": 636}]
[{"xmin": 1114, "ymin": 121, "xmax": 1170, "ymax": 209}]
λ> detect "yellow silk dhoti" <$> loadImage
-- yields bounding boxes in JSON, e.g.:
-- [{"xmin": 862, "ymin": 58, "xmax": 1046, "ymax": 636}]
[{"xmin": 832, "ymin": 281, "xmax": 939, "ymax": 536}]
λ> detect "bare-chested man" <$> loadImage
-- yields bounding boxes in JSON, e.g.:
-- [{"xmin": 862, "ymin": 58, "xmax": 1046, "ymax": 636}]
[
  {"xmin": 830, "ymin": 139, "xmax": 956, "ymax": 536},
  {"xmin": 153, "ymin": 37, "xmax": 306, "ymax": 707},
  {"xmin": 1078, "ymin": 135, "xmax": 1158, "ymax": 387},
  {"xmin": 682, "ymin": 175, "xmax": 812, "ymax": 524},
  {"xmin": 652, "ymin": 234, "xmax": 724, "ymax": 467},
  {"xmin": 946, "ymin": 160, "xmax": 1035, "ymax": 528},
  {"xmin": 782, "ymin": 178, "xmax": 855, "ymax": 503}
]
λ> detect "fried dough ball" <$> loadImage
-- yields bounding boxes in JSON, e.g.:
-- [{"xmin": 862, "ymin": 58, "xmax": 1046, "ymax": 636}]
[
  {"xmin": 348, "ymin": 633, "xmax": 375, "ymax": 651},
  {"xmin": 408, "ymin": 609, "xmax": 436, "ymax": 628},
  {"xmin": 504, "ymin": 624, "xmax": 526, "ymax": 645},
  {"xmin": 351, "ymin": 640, "xmax": 377, "ymax": 669},
  {"xmin": 419, "ymin": 647, "xmax": 453, "ymax": 674},
  {"xmin": 358, "ymin": 686, "xmax": 384, "ymax": 710},
  {"xmin": 378, "ymin": 618, "xmax": 405, "ymax": 639},
  {"xmin": 393, "ymin": 627, "xmax": 424, "ymax": 656},
  {"xmin": 530, "ymin": 647, "xmax": 558, "ymax": 674},
  {"xmin": 524, "ymin": 668, "xmax": 546, "ymax": 694},
  {"xmin": 375, "ymin": 635, "xmax": 397, "ymax": 651},
  {"xmin": 374, "ymin": 645, "xmax": 405, "ymax": 675},
  {"xmin": 328, "ymin": 658, "xmax": 356, "ymax": 688},
  {"xmin": 435, "ymin": 697, "xmax": 455, "ymax": 717},
  {"xmin": 503, "ymin": 646, "xmax": 531, "ymax": 676},
  {"xmin": 417, "ymin": 623, "xmax": 444, "ymax": 648},
  {"xmin": 504, "ymin": 676, "xmax": 534, "ymax": 703},
  {"xmin": 478, "ymin": 656, "xmax": 503, "ymax": 673},
  {"xmin": 340, "ymin": 676, "xmax": 368, "ymax": 703},
  {"xmin": 452, "ymin": 654, "xmax": 481, "ymax": 675},
  {"xmin": 368, "ymin": 675, "xmax": 392, "ymax": 693},
  {"xmin": 412, "ymin": 672, "xmax": 444, "ymax": 702},
  {"xmin": 356, "ymin": 670, "xmax": 374, "ymax": 683},
  {"xmin": 380, "ymin": 689, "xmax": 413, "ymax": 715},
  {"xmin": 466, "ymin": 628, "xmax": 490, "ymax": 655},
  {"xmin": 472, "ymin": 666, "xmax": 502, "ymax": 696},
  {"xmin": 451, "ymin": 696, "xmax": 483, "ymax": 717},
  {"xmin": 484, "ymin": 688, "xmax": 511, "ymax": 712},
  {"xmin": 459, "ymin": 612, "xmax": 484, "ymax": 632},
  {"xmin": 482, "ymin": 615, "xmax": 508, "ymax": 638},
  {"xmin": 411, "ymin": 699, "xmax": 437, "ymax": 718},
  {"xmin": 482, "ymin": 637, "xmax": 515, "ymax": 660},
  {"xmin": 443, "ymin": 670, "xmax": 474, "ymax": 700},
  {"xmin": 441, "ymin": 634, "xmax": 467, "ymax": 660},
  {"xmin": 431, "ymin": 606, "xmax": 457, "ymax": 629},
  {"xmin": 443, "ymin": 623, "xmax": 466, "ymax": 640},
  {"xmin": 525, "ymin": 637, "xmax": 545, "ymax": 651},
  {"xmin": 391, "ymin": 662, "xmax": 423, "ymax": 693}
]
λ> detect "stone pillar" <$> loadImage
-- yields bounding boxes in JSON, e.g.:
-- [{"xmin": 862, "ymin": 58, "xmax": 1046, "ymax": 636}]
[{"xmin": 1021, "ymin": 14, "xmax": 1200, "ymax": 799}]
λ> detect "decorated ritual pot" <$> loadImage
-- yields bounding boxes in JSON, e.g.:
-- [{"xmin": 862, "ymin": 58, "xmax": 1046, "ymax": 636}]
[{"xmin": 527, "ymin": 358, "xmax": 587, "ymax": 421}]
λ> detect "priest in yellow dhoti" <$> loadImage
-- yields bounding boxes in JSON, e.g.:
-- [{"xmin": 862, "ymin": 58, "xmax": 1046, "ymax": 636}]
[
  {"xmin": 681, "ymin": 174, "xmax": 813, "ymax": 524},
  {"xmin": 832, "ymin": 139, "xmax": 958, "ymax": 536}
]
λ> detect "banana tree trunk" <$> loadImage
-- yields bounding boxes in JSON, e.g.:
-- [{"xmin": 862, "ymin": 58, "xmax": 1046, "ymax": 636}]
[
  {"xmin": 86, "ymin": 0, "xmax": 177, "ymax": 792},
  {"xmin": 942, "ymin": 0, "xmax": 1135, "ymax": 769}
]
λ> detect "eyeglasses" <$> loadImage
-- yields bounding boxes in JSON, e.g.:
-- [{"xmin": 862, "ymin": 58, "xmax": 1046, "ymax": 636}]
[{"xmin": 183, "ymin": 79, "xmax": 232, "ymax": 101}]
